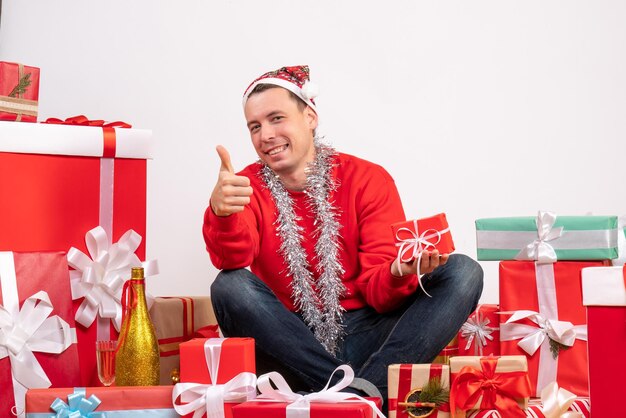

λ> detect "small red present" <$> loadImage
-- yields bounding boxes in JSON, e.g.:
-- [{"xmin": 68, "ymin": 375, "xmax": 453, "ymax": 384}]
[
  {"xmin": 0, "ymin": 61, "xmax": 39, "ymax": 122},
  {"xmin": 449, "ymin": 356, "xmax": 531, "ymax": 418},
  {"xmin": 499, "ymin": 261, "xmax": 606, "ymax": 397},
  {"xmin": 26, "ymin": 386, "xmax": 175, "ymax": 416},
  {"xmin": 391, "ymin": 213, "xmax": 455, "ymax": 267},
  {"xmin": 388, "ymin": 364, "xmax": 450, "ymax": 418},
  {"xmin": 0, "ymin": 252, "xmax": 80, "ymax": 418},
  {"xmin": 233, "ymin": 365, "xmax": 384, "ymax": 418},
  {"xmin": 175, "ymin": 338, "xmax": 257, "ymax": 418},
  {"xmin": 0, "ymin": 119, "xmax": 153, "ymax": 386},
  {"xmin": 582, "ymin": 265, "xmax": 626, "ymax": 418},
  {"xmin": 150, "ymin": 296, "xmax": 219, "ymax": 385},
  {"xmin": 458, "ymin": 304, "xmax": 500, "ymax": 356},
  {"xmin": 179, "ymin": 337, "xmax": 255, "ymax": 384}
]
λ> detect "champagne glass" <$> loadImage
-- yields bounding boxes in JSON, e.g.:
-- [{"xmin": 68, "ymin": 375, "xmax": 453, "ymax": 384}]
[{"xmin": 96, "ymin": 340, "xmax": 117, "ymax": 386}]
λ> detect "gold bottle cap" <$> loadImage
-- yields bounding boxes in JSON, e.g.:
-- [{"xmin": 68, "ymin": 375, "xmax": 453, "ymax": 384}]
[{"xmin": 131, "ymin": 267, "xmax": 144, "ymax": 279}]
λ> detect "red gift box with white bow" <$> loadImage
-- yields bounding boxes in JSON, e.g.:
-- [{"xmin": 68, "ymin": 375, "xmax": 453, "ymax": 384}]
[{"xmin": 0, "ymin": 251, "xmax": 80, "ymax": 417}]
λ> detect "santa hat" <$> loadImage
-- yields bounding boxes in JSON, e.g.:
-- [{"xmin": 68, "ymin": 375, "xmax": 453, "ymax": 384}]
[{"xmin": 242, "ymin": 65, "xmax": 319, "ymax": 112}]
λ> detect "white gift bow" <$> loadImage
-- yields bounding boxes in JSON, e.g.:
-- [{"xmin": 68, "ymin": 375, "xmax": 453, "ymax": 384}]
[
  {"xmin": 395, "ymin": 220, "xmax": 449, "ymax": 297},
  {"xmin": 460, "ymin": 306, "xmax": 498, "ymax": 355},
  {"xmin": 256, "ymin": 365, "xmax": 386, "ymax": 418},
  {"xmin": 500, "ymin": 310, "xmax": 587, "ymax": 356},
  {"xmin": 515, "ymin": 211, "xmax": 564, "ymax": 264},
  {"xmin": 539, "ymin": 382, "xmax": 583, "ymax": 418},
  {"xmin": 172, "ymin": 338, "xmax": 257, "ymax": 418},
  {"xmin": 67, "ymin": 226, "xmax": 159, "ymax": 331},
  {"xmin": 0, "ymin": 291, "xmax": 74, "ymax": 389}
]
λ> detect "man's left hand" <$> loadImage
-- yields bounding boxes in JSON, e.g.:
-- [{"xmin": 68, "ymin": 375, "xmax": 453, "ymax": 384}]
[{"xmin": 391, "ymin": 250, "xmax": 449, "ymax": 277}]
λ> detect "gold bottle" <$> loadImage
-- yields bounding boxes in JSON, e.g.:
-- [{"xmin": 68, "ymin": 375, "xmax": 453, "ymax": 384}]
[{"xmin": 115, "ymin": 267, "xmax": 160, "ymax": 386}]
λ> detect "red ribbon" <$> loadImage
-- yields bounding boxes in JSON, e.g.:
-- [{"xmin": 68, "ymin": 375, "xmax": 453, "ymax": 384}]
[
  {"xmin": 450, "ymin": 357, "xmax": 531, "ymax": 418},
  {"xmin": 42, "ymin": 115, "xmax": 131, "ymax": 158},
  {"xmin": 115, "ymin": 278, "xmax": 145, "ymax": 354}
]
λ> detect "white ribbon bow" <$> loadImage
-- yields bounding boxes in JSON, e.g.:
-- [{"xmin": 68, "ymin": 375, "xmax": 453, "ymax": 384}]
[
  {"xmin": 395, "ymin": 221, "xmax": 449, "ymax": 297},
  {"xmin": 539, "ymin": 382, "xmax": 583, "ymax": 418},
  {"xmin": 172, "ymin": 338, "xmax": 257, "ymax": 418},
  {"xmin": 172, "ymin": 374, "xmax": 258, "ymax": 418},
  {"xmin": 0, "ymin": 291, "xmax": 74, "ymax": 389},
  {"xmin": 461, "ymin": 307, "xmax": 498, "ymax": 355},
  {"xmin": 515, "ymin": 211, "xmax": 564, "ymax": 264},
  {"xmin": 67, "ymin": 226, "xmax": 158, "ymax": 331},
  {"xmin": 500, "ymin": 310, "xmax": 587, "ymax": 356},
  {"xmin": 256, "ymin": 365, "xmax": 386, "ymax": 418}
]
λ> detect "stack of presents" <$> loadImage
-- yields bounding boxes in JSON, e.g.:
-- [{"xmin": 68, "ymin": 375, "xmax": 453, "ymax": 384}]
[{"xmin": 1, "ymin": 60, "xmax": 624, "ymax": 417}]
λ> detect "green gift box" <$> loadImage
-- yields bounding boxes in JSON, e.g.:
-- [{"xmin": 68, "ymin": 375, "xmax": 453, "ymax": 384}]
[{"xmin": 475, "ymin": 211, "xmax": 618, "ymax": 262}]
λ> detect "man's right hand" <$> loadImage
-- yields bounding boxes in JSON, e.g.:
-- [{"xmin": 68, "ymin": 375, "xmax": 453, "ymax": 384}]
[{"xmin": 210, "ymin": 145, "xmax": 253, "ymax": 216}]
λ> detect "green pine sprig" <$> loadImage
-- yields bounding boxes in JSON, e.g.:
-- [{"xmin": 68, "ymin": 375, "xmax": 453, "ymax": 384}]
[
  {"xmin": 549, "ymin": 338, "xmax": 570, "ymax": 359},
  {"xmin": 8, "ymin": 73, "xmax": 32, "ymax": 97},
  {"xmin": 418, "ymin": 377, "xmax": 450, "ymax": 406}
]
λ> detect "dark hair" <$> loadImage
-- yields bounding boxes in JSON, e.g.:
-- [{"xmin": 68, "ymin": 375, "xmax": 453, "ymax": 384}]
[{"xmin": 248, "ymin": 83, "xmax": 308, "ymax": 112}]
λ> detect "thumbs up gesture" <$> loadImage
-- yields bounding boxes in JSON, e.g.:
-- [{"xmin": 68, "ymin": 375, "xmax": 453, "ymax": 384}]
[{"xmin": 210, "ymin": 145, "xmax": 254, "ymax": 216}]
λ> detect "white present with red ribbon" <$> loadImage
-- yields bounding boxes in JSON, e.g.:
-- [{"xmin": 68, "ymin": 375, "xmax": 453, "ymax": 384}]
[{"xmin": 0, "ymin": 251, "xmax": 80, "ymax": 417}]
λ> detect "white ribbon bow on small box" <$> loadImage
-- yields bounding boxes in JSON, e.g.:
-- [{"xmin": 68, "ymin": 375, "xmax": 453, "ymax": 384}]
[
  {"xmin": 67, "ymin": 226, "xmax": 159, "ymax": 335},
  {"xmin": 256, "ymin": 365, "xmax": 386, "ymax": 418},
  {"xmin": 515, "ymin": 211, "xmax": 564, "ymax": 264},
  {"xmin": 172, "ymin": 338, "xmax": 257, "ymax": 418},
  {"xmin": 460, "ymin": 305, "xmax": 498, "ymax": 355}
]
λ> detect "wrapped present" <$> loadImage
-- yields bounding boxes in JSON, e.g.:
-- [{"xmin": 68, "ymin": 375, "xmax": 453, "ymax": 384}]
[
  {"xmin": 232, "ymin": 365, "xmax": 385, "ymax": 418},
  {"xmin": 392, "ymin": 213, "xmax": 455, "ymax": 265},
  {"xmin": 582, "ymin": 265, "xmax": 626, "ymax": 418},
  {"xmin": 449, "ymin": 356, "xmax": 531, "ymax": 418},
  {"xmin": 25, "ymin": 386, "xmax": 177, "ymax": 417},
  {"xmin": 180, "ymin": 337, "xmax": 255, "ymax": 384},
  {"xmin": 433, "ymin": 335, "xmax": 458, "ymax": 365},
  {"xmin": 473, "ymin": 382, "xmax": 590, "ymax": 417},
  {"xmin": 388, "ymin": 364, "xmax": 450, "ymax": 418},
  {"xmin": 0, "ymin": 118, "xmax": 153, "ymax": 386},
  {"xmin": 458, "ymin": 305, "xmax": 500, "ymax": 356},
  {"xmin": 150, "ymin": 296, "xmax": 219, "ymax": 385},
  {"xmin": 499, "ymin": 261, "xmax": 606, "ymax": 397},
  {"xmin": 174, "ymin": 338, "xmax": 257, "ymax": 418},
  {"xmin": 0, "ymin": 252, "xmax": 80, "ymax": 417},
  {"xmin": 475, "ymin": 211, "xmax": 618, "ymax": 262},
  {"xmin": 0, "ymin": 61, "xmax": 39, "ymax": 122}
]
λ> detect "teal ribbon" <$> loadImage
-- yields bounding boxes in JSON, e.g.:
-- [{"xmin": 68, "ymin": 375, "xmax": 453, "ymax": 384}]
[{"xmin": 49, "ymin": 388, "xmax": 106, "ymax": 418}]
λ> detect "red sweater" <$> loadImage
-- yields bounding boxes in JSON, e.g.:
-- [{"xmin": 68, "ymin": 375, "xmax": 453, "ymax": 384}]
[{"xmin": 203, "ymin": 152, "xmax": 419, "ymax": 313}]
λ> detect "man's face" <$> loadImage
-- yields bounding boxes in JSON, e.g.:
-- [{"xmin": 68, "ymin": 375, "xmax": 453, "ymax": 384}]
[{"xmin": 244, "ymin": 87, "xmax": 318, "ymax": 178}]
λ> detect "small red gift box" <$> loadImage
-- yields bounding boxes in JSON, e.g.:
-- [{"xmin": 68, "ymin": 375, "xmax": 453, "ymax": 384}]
[
  {"xmin": 232, "ymin": 398, "xmax": 383, "ymax": 418},
  {"xmin": 582, "ymin": 265, "xmax": 626, "ymax": 418},
  {"xmin": 179, "ymin": 337, "xmax": 255, "ymax": 384},
  {"xmin": 499, "ymin": 261, "xmax": 606, "ymax": 397},
  {"xmin": 388, "ymin": 364, "xmax": 450, "ymax": 418},
  {"xmin": 449, "ymin": 356, "xmax": 531, "ymax": 418},
  {"xmin": 0, "ymin": 61, "xmax": 39, "ymax": 122},
  {"xmin": 0, "ymin": 252, "xmax": 80, "ymax": 418},
  {"xmin": 150, "ymin": 296, "xmax": 219, "ymax": 385},
  {"xmin": 458, "ymin": 304, "xmax": 500, "ymax": 356},
  {"xmin": 391, "ymin": 213, "xmax": 455, "ymax": 263},
  {"xmin": 25, "ymin": 386, "xmax": 175, "ymax": 416},
  {"xmin": 0, "ymin": 120, "xmax": 152, "ymax": 386}
]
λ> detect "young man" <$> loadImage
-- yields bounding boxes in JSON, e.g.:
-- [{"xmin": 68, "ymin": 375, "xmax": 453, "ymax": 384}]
[{"xmin": 204, "ymin": 65, "xmax": 483, "ymax": 402}]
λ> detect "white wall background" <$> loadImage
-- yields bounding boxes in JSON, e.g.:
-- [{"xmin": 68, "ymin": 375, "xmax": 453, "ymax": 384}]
[{"xmin": 1, "ymin": 1, "xmax": 625, "ymax": 303}]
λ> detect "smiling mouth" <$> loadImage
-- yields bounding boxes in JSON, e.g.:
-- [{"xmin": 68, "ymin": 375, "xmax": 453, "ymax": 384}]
[{"xmin": 266, "ymin": 144, "xmax": 288, "ymax": 156}]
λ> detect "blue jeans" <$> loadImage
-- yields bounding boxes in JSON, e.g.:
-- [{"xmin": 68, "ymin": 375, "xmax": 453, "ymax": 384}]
[{"xmin": 210, "ymin": 253, "xmax": 483, "ymax": 401}]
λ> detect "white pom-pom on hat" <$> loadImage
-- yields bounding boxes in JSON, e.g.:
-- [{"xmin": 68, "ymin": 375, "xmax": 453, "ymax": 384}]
[{"xmin": 301, "ymin": 81, "xmax": 319, "ymax": 101}]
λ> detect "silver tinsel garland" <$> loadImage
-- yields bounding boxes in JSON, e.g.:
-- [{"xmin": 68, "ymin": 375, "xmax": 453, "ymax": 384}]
[{"xmin": 259, "ymin": 140, "xmax": 346, "ymax": 354}]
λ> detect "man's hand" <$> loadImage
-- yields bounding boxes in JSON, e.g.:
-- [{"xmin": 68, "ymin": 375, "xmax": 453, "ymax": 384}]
[
  {"xmin": 210, "ymin": 145, "xmax": 253, "ymax": 216},
  {"xmin": 391, "ymin": 250, "xmax": 450, "ymax": 277}
]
